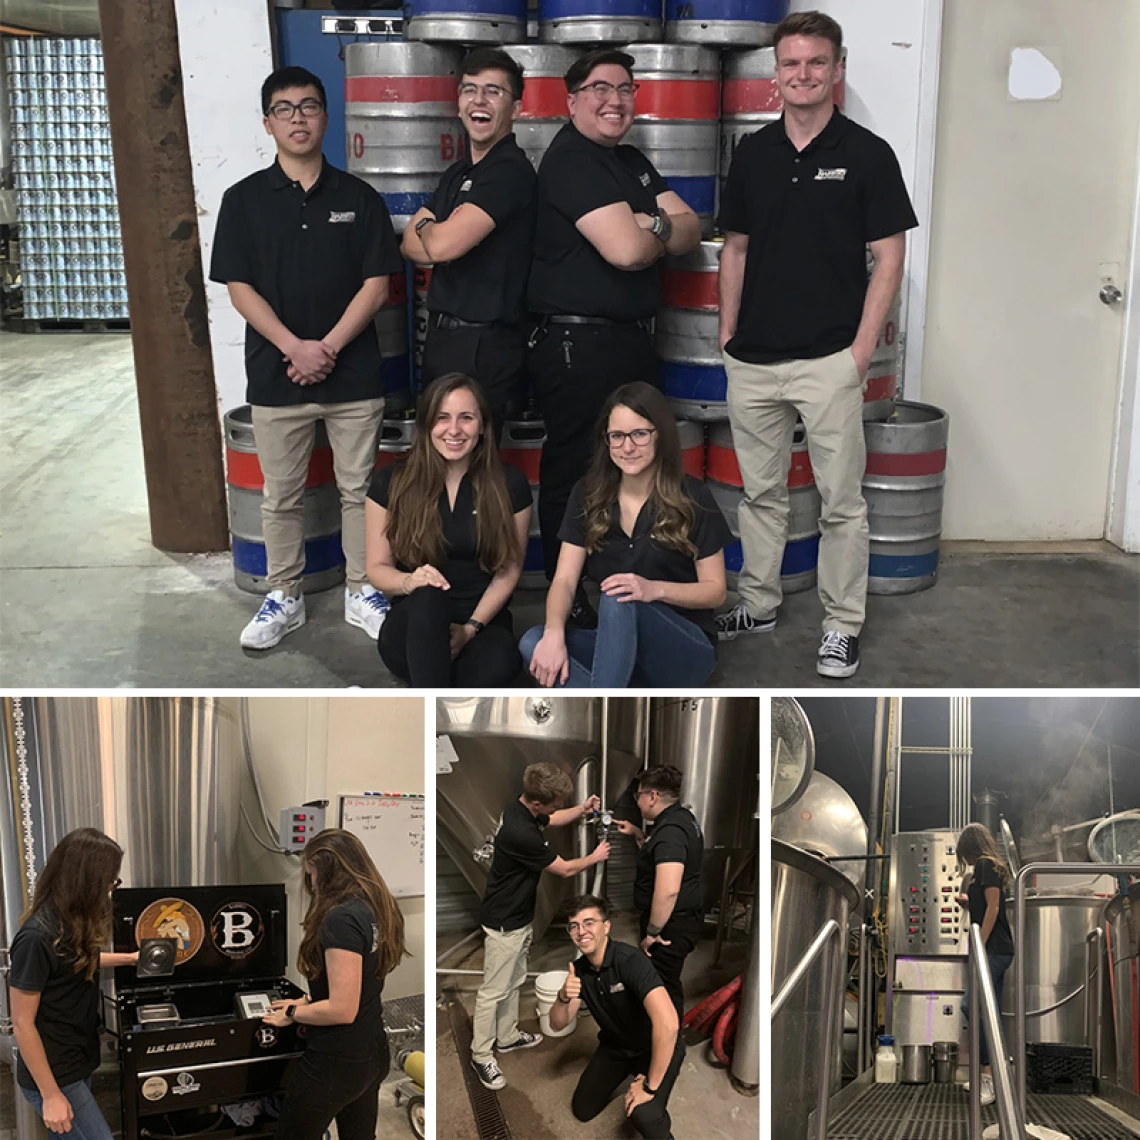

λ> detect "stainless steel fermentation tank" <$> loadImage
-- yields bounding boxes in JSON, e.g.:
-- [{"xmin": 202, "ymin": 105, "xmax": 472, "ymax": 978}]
[{"xmin": 1106, "ymin": 884, "xmax": 1140, "ymax": 1094}]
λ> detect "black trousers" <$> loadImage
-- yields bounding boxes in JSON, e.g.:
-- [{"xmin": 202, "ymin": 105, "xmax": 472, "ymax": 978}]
[
  {"xmin": 526, "ymin": 321, "xmax": 659, "ymax": 576},
  {"xmin": 421, "ymin": 321, "xmax": 527, "ymax": 438},
  {"xmin": 640, "ymin": 911, "xmax": 703, "ymax": 1019},
  {"xmin": 274, "ymin": 1040, "xmax": 387, "ymax": 1140},
  {"xmin": 378, "ymin": 585, "xmax": 521, "ymax": 687},
  {"xmin": 571, "ymin": 1036, "xmax": 685, "ymax": 1140}
]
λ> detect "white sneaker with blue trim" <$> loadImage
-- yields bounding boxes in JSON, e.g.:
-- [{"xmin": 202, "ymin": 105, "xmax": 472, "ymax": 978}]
[
  {"xmin": 240, "ymin": 590, "xmax": 305, "ymax": 650},
  {"xmin": 345, "ymin": 583, "xmax": 390, "ymax": 640}
]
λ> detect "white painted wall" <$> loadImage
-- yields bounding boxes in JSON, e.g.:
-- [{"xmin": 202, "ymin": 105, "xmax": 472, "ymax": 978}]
[
  {"xmin": 175, "ymin": 0, "xmax": 275, "ymax": 415},
  {"xmin": 234, "ymin": 696, "xmax": 426, "ymax": 1002}
]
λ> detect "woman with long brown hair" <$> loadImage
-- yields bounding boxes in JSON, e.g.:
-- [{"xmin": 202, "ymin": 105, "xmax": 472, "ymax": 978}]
[
  {"xmin": 522, "ymin": 381, "xmax": 731, "ymax": 687},
  {"xmin": 956, "ymin": 822, "xmax": 1015, "ymax": 1107},
  {"xmin": 263, "ymin": 828, "xmax": 408, "ymax": 1140},
  {"xmin": 365, "ymin": 372, "xmax": 532, "ymax": 685},
  {"xmin": 10, "ymin": 828, "xmax": 137, "ymax": 1139}
]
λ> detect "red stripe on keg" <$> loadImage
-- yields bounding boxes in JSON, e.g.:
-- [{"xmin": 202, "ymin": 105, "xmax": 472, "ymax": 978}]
[
  {"xmin": 722, "ymin": 78, "xmax": 846, "ymax": 116},
  {"xmin": 788, "ymin": 448, "xmax": 814, "ymax": 489},
  {"xmin": 864, "ymin": 448, "xmax": 947, "ymax": 478},
  {"xmin": 226, "ymin": 446, "xmax": 337, "ymax": 491},
  {"xmin": 706, "ymin": 443, "xmax": 741, "ymax": 488},
  {"xmin": 346, "ymin": 76, "xmax": 458, "ymax": 105},
  {"xmin": 864, "ymin": 370, "xmax": 897, "ymax": 403},
  {"xmin": 682, "ymin": 446, "xmax": 704, "ymax": 480},
  {"xmin": 414, "ymin": 266, "xmax": 432, "ymax": 295},
  {"xmin": 635, "ymin": 79, "xmax": 721, "ymax": 121},
  {"xmin": 662, "ymin": 269, "xmax": 718, "ymax": 311},
  {"xmin": 520, "ymin": 77, "xmax": 569, "ymax": 118},
  {"xmin": 501, "ymin": 448, "xmax": 542, "ymax": 483}
]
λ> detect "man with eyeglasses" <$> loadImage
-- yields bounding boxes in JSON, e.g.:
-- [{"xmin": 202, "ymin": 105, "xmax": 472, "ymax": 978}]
[
  {"xmin": 526, "ymin": 49, "xmax": 701, "ymax": 623},
  {"xmin": 470, "ymin": 763, "xmax": 609, "ymax": 1092},
  {"xmin": 210, "ymin": 66, "xmax": 402, "ymax": 651},
  {"xmin": 402, "ymin": 48, "xmax": 536, "ymax": 435},
  {"xmin": 550, "ymin": 895, "xmax": 684, "ymax": 1140},
  {"xmin": 615, "ymin": 765, "xmax": 703, "ymax": 1017}
]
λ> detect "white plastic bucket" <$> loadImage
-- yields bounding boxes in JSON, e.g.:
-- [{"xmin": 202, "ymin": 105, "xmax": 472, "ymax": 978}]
[{"xmin": 534, "ymin": 970, "xmax": 577, "ymax": 1038}]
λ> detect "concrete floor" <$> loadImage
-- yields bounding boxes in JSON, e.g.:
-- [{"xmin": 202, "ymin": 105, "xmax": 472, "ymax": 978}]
[
  {"xmin": 435, "ymin": 913, "xmax": 757, "ymax": 1140},
  {"xmin": 2, "ymin": 330, "xmax": 1137, "ymax": 688}
]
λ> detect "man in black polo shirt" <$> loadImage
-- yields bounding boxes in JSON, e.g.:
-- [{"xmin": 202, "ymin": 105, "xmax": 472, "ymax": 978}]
[
  {"xmin": 716, "ymin": 11, "xmax": 918, "ymax": 679},
  {"xmin": 471, "ymin": 763, "xmax": 608, "ymax": 1092},
  {"xmin": 616, "ymin": 765, "xmax": 703, "ymax": 1017},
  {"xmin": 401, "ymin": 48, "xmax": 536, "ymax": 433},
  {"xmin": 550, "ymin": 895, "xmax": 685, "ymax": 1140},
  {"xmin": 527, "ymin": 49, "xmax": 701, "ymax": 605},
  {"xmin": 210, "ymin": 66, "xmax": 403, "ymax": 651}
]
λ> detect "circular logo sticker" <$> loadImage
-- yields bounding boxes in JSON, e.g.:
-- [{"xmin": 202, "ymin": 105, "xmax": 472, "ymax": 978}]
[
  {"xmin": 256, "ymin": 1025, "xmax": 278, "ymax": 1049},
  {"xmin": 210, "ymin": 902, "xmax": 264, "ymax": 960},
  {"xmin": 135, "ymin": 898, "xmax": 206, "ymax": 965},
  {"xmin": 141, "ymin": 1076, "xmax": 168, "ymax": 1102}
]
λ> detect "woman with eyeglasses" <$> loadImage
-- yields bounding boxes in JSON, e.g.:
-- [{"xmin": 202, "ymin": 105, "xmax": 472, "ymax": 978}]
[
  {"xmin": 262, "ymin": 829, "xmax": 408, "ymax": 1140},
  {"xmin": 522, "ymin": 381, "xmax": 731, "ymax": 687},
  {"xmin": 366, "ymin": 372, "xmax": 533, "ymax": 686},
  {"xmin": 10, "ymin": 828, "xmax": 138, "ymax": 1139}
]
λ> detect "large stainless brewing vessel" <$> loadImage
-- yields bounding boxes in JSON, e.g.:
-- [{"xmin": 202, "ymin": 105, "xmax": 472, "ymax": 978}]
[
  {"xmin": 648, "ymin": 698, "xmax": 758, "ymax": 912},
  {"xmin": 1105, "ymin": 885, "xmax": 1139, "ymax": 1093},
  {"xmin": 436, "ymin": 698, "xmax": 647, "ymax": 936},
  {"xmin": 772, "ymin": 838, "xmax": 857, "ymax": 1140}
]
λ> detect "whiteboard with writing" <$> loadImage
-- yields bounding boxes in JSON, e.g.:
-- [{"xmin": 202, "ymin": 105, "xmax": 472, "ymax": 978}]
[{"xmin": 339, "ymin": 795, "xmax": 425, "ymax": 900}]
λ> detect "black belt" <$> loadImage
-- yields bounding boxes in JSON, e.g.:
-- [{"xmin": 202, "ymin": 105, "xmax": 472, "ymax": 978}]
[
  {"xmin": 432, "ymin": 313, "xmax": 493, "ymax": 331},
  {"xmin": 547, "ymin": 314, "xmax": 653, "ymax": 332}
]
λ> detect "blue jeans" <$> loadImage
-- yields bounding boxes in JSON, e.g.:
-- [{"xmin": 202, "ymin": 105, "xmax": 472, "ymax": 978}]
[
  {"xmin": 520, "ymin": 592, "xmax": 717, "ymax": 688},
  {"xmin": 21, "ymin": 1076, "xmax": 114, "ymax": 1140},
  {"xmin": 962, "ymin": 952, "xmax": 1014, "ymax": 1068}
]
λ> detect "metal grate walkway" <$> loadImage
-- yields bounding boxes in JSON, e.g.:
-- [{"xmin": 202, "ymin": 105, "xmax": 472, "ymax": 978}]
[{"xmin": 827, "ymin": 1084, "xmax": 1140, "ymax": 1140}]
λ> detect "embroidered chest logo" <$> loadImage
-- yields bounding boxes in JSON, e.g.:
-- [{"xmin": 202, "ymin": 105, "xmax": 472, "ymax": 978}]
[
  {"xmin": 639, "ymin": 173, "xmax": 651, "ymax": 187},
  {"xmin": 814, "ymin": 168, "xmax": 847, "ymax": 181},
  {"xmin": 459, "ymin": 178, "xmax": 473, "ymax": 193},
  {"xmin": 609, "ymin": 981, "xmax": 625, "ymax": 994},
  {"xmin": 328, "ymin": 210, "xmax": 356, "ymax": 223}
]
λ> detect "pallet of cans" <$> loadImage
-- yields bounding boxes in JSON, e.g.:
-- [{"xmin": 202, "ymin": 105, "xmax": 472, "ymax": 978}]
[{"xmin": 4, "ymin": 36, "xmax": 129, "ymax": 324}]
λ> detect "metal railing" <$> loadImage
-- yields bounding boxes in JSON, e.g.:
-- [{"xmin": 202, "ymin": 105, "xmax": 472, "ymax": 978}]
[
  {"xmin": 771, "ymin": 918, "xmax": 843, "ymax": 1140},
  {"xmin": 1084, "ymin": 929, "xmax": 1104, "ymax": 1081},
  {"xmin": 968, "ymin": 923, "xmax": 1026, "ymax": 1140},
  {"xmin": 1013, "ymin": 861, "xmax": 1140, "ymax": 1117}
]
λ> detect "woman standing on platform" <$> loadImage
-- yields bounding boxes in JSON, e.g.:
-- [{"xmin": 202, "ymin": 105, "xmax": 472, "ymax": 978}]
[
  {"xmin": 10, "ymin": 828, "xmax": 138, "ymax": 1140},
  {"xmin": 264, "ymin": 828, "xmax": 407, "ymax": 1140}
]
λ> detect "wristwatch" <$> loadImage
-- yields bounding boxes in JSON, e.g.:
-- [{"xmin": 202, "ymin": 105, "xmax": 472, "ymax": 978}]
[
  {"xmin": 285, "ymin": 1004, "xmax": 297, "ymax": 1021},
  {"xmin": 643, "ymin": 1081, "xmax": 659, "ymax": 1097},
  {"xmin": 557, "ymin": 992, "xmax": 572, "ymax": 1004},
  {"xmin": 650, "ymin": 210, "xmax": 672, "ymax": 244},
  {"xmin": 414, "ymin": 216, "xmax": 434, "ymax": 235},
  {"xmin": 465, "ymin": 618, "xmax": 485, "ymax": 634},
  {"xmin": 646, "ymin": 924, "xmax": 663, "ymax": 937}
]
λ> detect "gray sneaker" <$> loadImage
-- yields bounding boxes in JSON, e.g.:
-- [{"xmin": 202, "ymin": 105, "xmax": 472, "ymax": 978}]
[{"xmin": 471, "ymin": 1058, "xmax": 505, "ymax": 1090}]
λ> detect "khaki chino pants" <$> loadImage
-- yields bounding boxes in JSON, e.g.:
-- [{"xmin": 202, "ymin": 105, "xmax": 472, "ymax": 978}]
[
  {"xmin": 250, "ymin": 398, "xmax": 384, "ymax": 597},
  {"xmin": 470, "ymin": 924, "xmax": 533, "ymax": 1065},
  {"xmin": 724, "ymin": 347, "xmax": 868, "ymax": 636}
]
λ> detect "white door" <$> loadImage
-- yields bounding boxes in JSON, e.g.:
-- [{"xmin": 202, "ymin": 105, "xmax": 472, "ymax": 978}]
[{"xmin": 920, "ymin": 0, "xmax": 1138, "ymax": 540}]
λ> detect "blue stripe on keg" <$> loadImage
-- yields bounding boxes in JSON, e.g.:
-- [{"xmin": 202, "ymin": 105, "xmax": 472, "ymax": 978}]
[
  {"xmin": 664, "ymin": 175, "xmax": 716, "ymax": 217},
  {"xmin": 381, "ymin": 191, "xmax": 434, "ymax": 217},
  {"xmin": 540, "ymin": 0, "xmax": 661, "ymax": 17},
  {"xmin": 232, "ymin": 534, "xmax": 346, "ymax": 577},
  {"xmin": 660, "ymin": 360, "xmax": 727, "ymax": 402},
  {"xmin": 868, "ymin": 549, "xmax": 940, "ymax": 579},
  {"xmin": 406, "ymin": 0, "xmax": 526, "ymax": 14},
  {"xmin": 781, "ymin": 533, "xmax": 820, "ymax": 575},
  {"xmin": 665, "ymin": 0, "xmax": 787, "ymax": 19},
  {"xmin": 381, "ymin": 353, "xmax": 412, "ymax": 395},
  {"xmin": 724, "ymin": 540, "xmax": 743, "ymax": 575}
]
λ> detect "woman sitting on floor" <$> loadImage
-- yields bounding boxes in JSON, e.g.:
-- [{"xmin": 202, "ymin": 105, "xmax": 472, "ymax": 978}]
[
  {"xmin": 521, "ymin": 381, "xmax": 731, "ymax": 687},
  {"xmin": 365, "ymin": 373, "xmax": 531, "ymax": 686}
]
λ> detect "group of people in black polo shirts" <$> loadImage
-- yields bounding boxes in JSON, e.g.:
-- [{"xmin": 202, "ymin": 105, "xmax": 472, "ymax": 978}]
[
  {"xmin": 468, "ymin": 762, "xmax": 703, "ymax": 1140},
  {"xmin": 211, "ymin": 10, "xmax": 917, "ymax": 684}
]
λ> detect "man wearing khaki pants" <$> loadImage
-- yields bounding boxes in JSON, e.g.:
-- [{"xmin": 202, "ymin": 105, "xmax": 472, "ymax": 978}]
[
  {"xmin": 210, "ymin": 66, "xmax": 403, "ymax": 650},
  {"xmin": 715, "ymin": 11, "xmax": 918, "ymax": 678},
  {"xmin": 469, "ymin": 763, "xmax": 609, "ymax": 1092}
]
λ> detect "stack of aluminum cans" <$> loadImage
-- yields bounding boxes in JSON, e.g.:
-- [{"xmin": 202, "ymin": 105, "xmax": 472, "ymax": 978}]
[{"xmin": 5, "ymin": 36, "xmax": 128, "ymax": 322}]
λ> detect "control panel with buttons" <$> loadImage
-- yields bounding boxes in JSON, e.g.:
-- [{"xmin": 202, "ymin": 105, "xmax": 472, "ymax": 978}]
[
  {"xmin": 278, "ymin": 804, "xmax": 327, "ymax": 850},
  {"xmin": 890, "ymin": 830, "xmax": 967, "ymax": 956}
]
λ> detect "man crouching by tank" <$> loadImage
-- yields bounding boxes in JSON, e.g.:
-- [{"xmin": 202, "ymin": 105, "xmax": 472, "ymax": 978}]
[{"xmin": 550, "ymin": 895, "xmax": 685, "ymax": 1140}]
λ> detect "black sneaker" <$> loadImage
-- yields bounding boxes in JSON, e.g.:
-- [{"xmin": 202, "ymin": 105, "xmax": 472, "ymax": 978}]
[
  {"xmin": 716, "ymin": 602, "xmax": 777, "ymax": 642},
  {"xmin": 496, "ymin": 1030, "xmax": 543, "ymax": 1053},
  {"xmin": 470, "ymin": 1058, "xmax": 506, "ymax": 1090},
  {"xmin": 568, "ymin": 587, "xmax": 598, "ymax": 629},
  {"xmin": 817, "ymin": 631, "xmax": 860, "ymax": 678}
]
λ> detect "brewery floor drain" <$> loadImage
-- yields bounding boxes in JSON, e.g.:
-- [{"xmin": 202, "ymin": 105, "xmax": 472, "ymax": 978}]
[{"xmin": 826, "ymin": 1085, "xmax": 1140, "ymax": 1139}]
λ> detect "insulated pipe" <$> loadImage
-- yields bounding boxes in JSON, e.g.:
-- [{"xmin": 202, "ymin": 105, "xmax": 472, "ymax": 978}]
[
  {"xmin": 866, "ymin": 697, "xmax": 886, "ymax": 922},
  {"xmin": 856, "ymin": 923, "xmax": 868, "ymax": 1076},
  {"xmin": 730, "ymin": 891, "xmax": 760, "ymax": 1094},
  {"xmin": 969, "ymin": 924, "xmax": 1024, "ymax": 1140},
  {"xmin": 1085, "ymin": 929, "xmax": 1104, "ymax": 1079}
]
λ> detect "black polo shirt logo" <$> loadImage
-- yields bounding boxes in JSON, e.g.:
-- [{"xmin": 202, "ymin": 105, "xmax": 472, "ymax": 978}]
[
  {"xmin": 328, "ymin": 210, "xmax": 355, "ymax": 223},
  {"xmin": 609, "ymin": 982, "xmax": 625, "ymax": 993},
  {"xmin": 460, "ymin": 178, "xmax": 473, "ymax": 193},
  {"xmin": 815, "ymin": 168, "xmax": 847, "ymax": 181},
  {"xmin": 639, "ymin": 172, "xmax": 651, "ymax": 186}
]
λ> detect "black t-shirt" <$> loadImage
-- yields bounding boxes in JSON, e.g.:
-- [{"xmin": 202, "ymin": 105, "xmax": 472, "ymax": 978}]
[
  {"xmin": 209, "ymin": 159, "xmax": 403, "ymax": 406},
  {"xmin": 966, "ymin": 857, "xmax": 1015, "ymax": 957},
  {"xmin": 527, "ymin": 123, "xmax": 669, "ymax": 322},
  {"xmin": 633, "ymin": 802, "xmax": 704, "ymax": 917},
  {"xmin": 305, "ymin": 899, "xmax": 386, "ymax": 1057},
  {"xmin": 718, "ymin": 111, "xmax": 918, "ymax": 364},
  {"xmin": 558, "ymin": 474, "xmax": 733, "ymax": 645},
  {"xmin": 480, "ymin": 799, "xmax": 557, "ymax": 931},
  {"xmin": 426, "ymin": 134, "xmax": 536, "ymax": 325},
  {"xmin": 576, "ymin": 938, "xmax": 666, "ymax": 1056},
  {"xmin": 10, "ymin": 910, "xmax": 101, "ymax": 1090},
  {"xmin": 368, "ymin": 462, "xmax": 532, "ymax": 607}
]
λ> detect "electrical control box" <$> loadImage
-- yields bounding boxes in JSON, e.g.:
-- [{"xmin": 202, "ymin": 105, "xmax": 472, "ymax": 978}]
[
  {"xmin": 279, "ymin": 804, "xmax": 327, "ymax": 851},
  {"xmin": 890, "ymin": 830, "xmax": 967, "ymax": 956}
]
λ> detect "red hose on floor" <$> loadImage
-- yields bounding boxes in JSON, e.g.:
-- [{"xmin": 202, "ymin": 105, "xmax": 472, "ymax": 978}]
[
  {"xmin": 682, "ymin": 973, "xmax": 743, "ymax": 1035},
  {"xmin": 711, "ymin": 997, "xmax": 740, "ymax": 1066}
]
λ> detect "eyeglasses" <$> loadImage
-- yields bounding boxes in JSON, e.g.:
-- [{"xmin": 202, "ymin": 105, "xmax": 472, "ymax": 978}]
[
  {"xmin": 458, "ymin": 82, "xmax": 512, "ymax": 101},
  {"xmin": 606, "ymin": 427, "xmax": 656, "ymax": 448},
  {"xmin": 575, "ymin": 80, "xmax": 639, "ymax": 101},
  {"xmin": 267, "ymin": 98, "xmax": 324, "ymax": 121},
  {"xmin": 567, "ymin": 918, "xmax": 602, "ymax": 934}
]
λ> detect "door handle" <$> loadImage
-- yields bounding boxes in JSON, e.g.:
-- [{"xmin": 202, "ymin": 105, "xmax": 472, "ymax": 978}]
[{"xmin": 1099, "ymin": 283, "xmax": 1124, "ymax": 306}]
